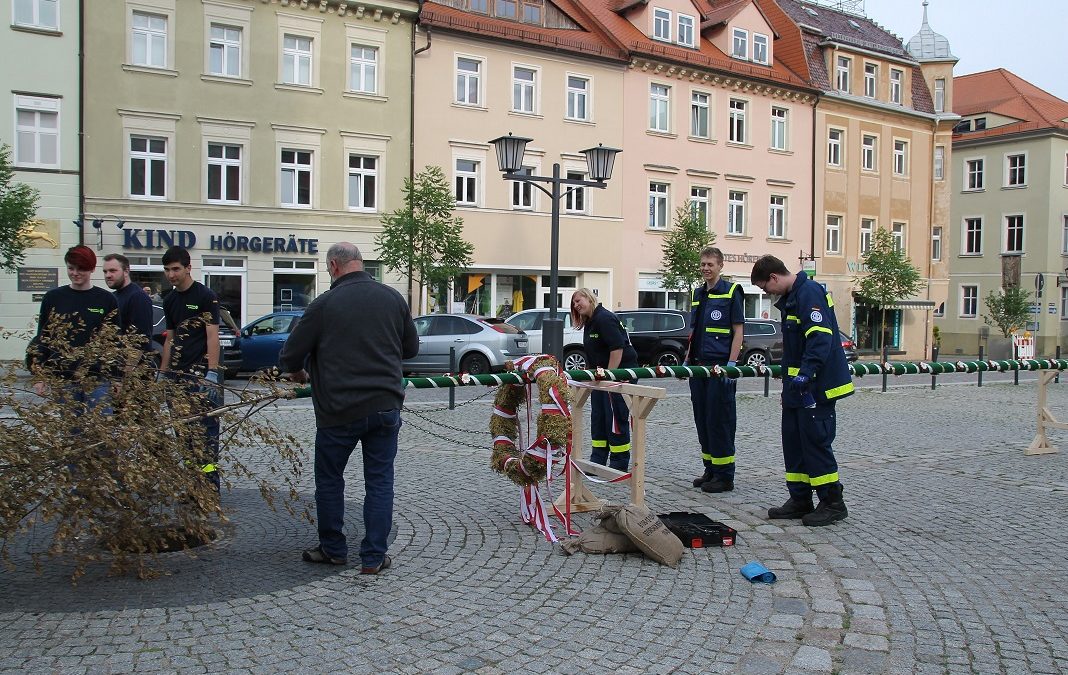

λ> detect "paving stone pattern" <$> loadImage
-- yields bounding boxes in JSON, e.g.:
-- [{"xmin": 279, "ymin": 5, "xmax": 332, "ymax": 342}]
[{"xmin": 2, "ymin": 382, "xmax": 1068, "ymax": 673}]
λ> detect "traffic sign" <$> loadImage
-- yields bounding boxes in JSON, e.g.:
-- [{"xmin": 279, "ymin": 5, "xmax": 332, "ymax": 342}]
[{"xmin": 1029, "ymin": 304, "xmax": 1041, "ymax": 314}]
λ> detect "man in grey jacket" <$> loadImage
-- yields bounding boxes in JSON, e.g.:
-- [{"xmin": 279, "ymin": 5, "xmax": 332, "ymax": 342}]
[{"xmin": 279, "ymin": 242, "xmax": 418, "ymax": 574}]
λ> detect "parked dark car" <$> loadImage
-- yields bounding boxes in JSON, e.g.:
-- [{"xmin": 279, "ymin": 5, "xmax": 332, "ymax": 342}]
[
  {"xmin": 150, "ymin": 303, "xmax": 243, "ymax": 377},
  {"xmin": 616, "ymin": 309, "xmax": 692, "ymax": 367},
  {"xmin": 740, "ymin": 320, "xmax": 784, "ymax": 368},
  {"xmin": 840, "ymin": 331, "xmax": 859, "ymax": 362},
  {"xmin": 405, "ymin": 313, "xmax": 529, "ymax": 375},
  {"xmin": 239, "ymin": 310, "xmax": 305, "ymax": 372}
]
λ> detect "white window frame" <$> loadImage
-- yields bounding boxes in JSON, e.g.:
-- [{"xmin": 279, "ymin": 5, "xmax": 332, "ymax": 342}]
[
  {"xmin": 200, "ymin": 118, "xmax": 252, "ymax": 204},
  {"xmin": 727, "ymin": 190, "xmax": 746, "ymax": 236},
  {"xmin": 836, "ymin": 56, "xmax": 851, "ymax": 93},
  {"xmin": 129, "ymin": 135, "xmax": 168, "ymax": 201},
  {"xmin": 690, "ymin": 91, "xmax": 709, "ymax": 139},
  {"xmin": 729, "ymin": 98, "xmax": 747, "ymax": 144},
  {"xmin": 827, "ymin": 127, "xmax": 843, "ymax": 167},
  {"xmin": 565, "ymin": 74, "xmax": 590, "ymax": 122},
  {"xmin": 690, "ymin": 186, "xmax": 709, "ymax": 229},
  {"xmin": 965, "ymin": 157, "xmax": 985, "ymax": 191},
  {"xmin": 934, "ymin": 78, "xmax": 945, "ymax": 113},
  {"xmin": 349, "ymin": 44, "xmax": 378, "ymax": 94},
  {"xmin": 122, "ymin": 110, "xmax": 177, "ymax": 201},
  {"xmin": 652, "ymin": 8, "xmax": 671, "ymax": 42},
  {"xmin": 768, "ymin": 195, "xmax": 786, "ymax": 239},
  {"xmin": 960, "ymin": 285, "xmax": 978, "ymax": 318},
  {"xmin": 347, "ymin": 154, "xmax": 378, "ymax": 212},
  {"xmin": 1063, "ymin": 214, "xmax": 1068, "ymax": 254},
  {"xmin": 14, "ymin": 0, "xmax": 59, "ymax": 30},
  {"xmin": 13, "ymin": 95, "xmax": 60, "ymax": 169},
  {"xmin": 511, "ymin": 166, "xmax": 536, "ymax": 210},
  {"xmin": 277, "ymin": 13, "xmax": 322, "ymax": 90},
  {"xmin": 454, "ymin": 158, "xmax": 480, "ymax": 206},
  {"xmin": 564, "ymin": 170, "xmax": 587, "ymax": 214},
  {"xmin": 862, "ymin": 134, "xmax": 877, "ymax": 172},
  {"xmin": 1005, "ymin": 153, "xmax": 1027, "ymax": 187},
  {"xmin": 863, "ymin": 62, "xmax": 877, "ymax": 98},
  {"xmin": 893, "ymin": 139, "xmax": 908, "ymax": 176},
  {"xmin": 825, "ymin": 214, "xmax": 842, "ymax": 255},
  {"xmin": 859, "ymin": 218, "xmax": 874, "ymax": 255},
  {"xmin": 889, "ymin": 68, "xmax": 903, "ymax": 104},
  {"xmin": 677, "ymin": 14, "xmax": 695, "ymax": 48},
  {"xmin": 932, "ymin": 226, "xmax": 942, "ymax": 262},
  {"xmin": 282, "ymin": 34, "xmax": 313, "ymax": 86},
  {"xmin": 1004, "ymin": 214, "xmax": 1024, "ymax": 254},
  {"xmin": 649, "ymin": 83, "xmax": 670, "ymax": 133},
  {"xmin": 648, "ymin": 182, "xmax": 669, "ymax": 229},
  {"xmin": 752, "ymin": 33, "xmax": 769, "ymax": 64},
  {"xmin": 934, "ymin": 145, "xmax": 945, "ymax": 180},
  {"xmin": 203, "ymin": 1, "xmax": 252, "ymax": 80},
  {"xmin": 770, "ymin": 107, "xmax": 788, "ymax": 151},
  {"xmin": 732, "ymin": 28, "xmax": 748, "ymax": 59},
  {"xmin": 208, "ymin": 23, "xmax": 242, "ymax": 78},
  {"xmin": 1061, "ymin": 286, "xmax": 1068, "ymax": 320},
  {"xmin": 206, "ymin": 142, "xmax": 242, "ymax": 204},
  {"xmin": 891, "ymin": 222, "xmax": 906, "ymax": 253},
  {"xmin": 512, "ymin": 65, "xmax": 538, "ymax": 114},
  {"xmin": 455, "ymin": 55, "xmax": 483, "ymax": 106},
  {"xmin": 279, "ymin": 148, "xmax": 313, "ymax": 208},
  {"xmin": 962, "ymin": 217, "xmax": 983, "ymax": 255},
  {"xmin": 131, "ymin": 10, "xmax": 169, "ymax": 69}
]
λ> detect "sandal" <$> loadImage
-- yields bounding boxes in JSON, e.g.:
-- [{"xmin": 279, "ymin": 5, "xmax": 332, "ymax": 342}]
[{"xmin": 302, "ymin": 545, "xmax": 347, "ymax": 565}]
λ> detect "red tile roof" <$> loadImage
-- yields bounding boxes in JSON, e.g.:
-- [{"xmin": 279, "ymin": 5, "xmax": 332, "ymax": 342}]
[{"xmin": 953, "ymin": 69, "xmax": 1068, "ymax": 141}]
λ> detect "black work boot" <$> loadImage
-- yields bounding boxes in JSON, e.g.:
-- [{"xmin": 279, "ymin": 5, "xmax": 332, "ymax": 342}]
[
  {"xmin": 767, "ymin": 494, "xmax": 815, "ymax": 519},
  {"xmin": 802, "ymin": 483, "xmax": 848, "ymax": 526},
  {"xmin": 692, "ymin": 468, "xmax": 714, "ymax": 488},
  {"xmin": 700, "ymin": 476, "xmax": 734, "ymax": 493}
]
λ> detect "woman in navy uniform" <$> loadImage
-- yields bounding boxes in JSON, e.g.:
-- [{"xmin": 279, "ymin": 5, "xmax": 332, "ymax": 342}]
[{"xmin": 570, "ymin": 288, "xmax": 638, "ymax": 471}]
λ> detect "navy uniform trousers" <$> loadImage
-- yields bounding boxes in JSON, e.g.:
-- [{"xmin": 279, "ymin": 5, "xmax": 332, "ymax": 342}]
[
  {"xmin": 688, "ymin": 375, "xmax": 737, "ymax": 479},
  {"xmin": 590, "ymin": 389, "xmax": 631, "ymax": 471},
  {"xmin": 781, "ymin": 401, "xmax": 839, "ymax": 499}
]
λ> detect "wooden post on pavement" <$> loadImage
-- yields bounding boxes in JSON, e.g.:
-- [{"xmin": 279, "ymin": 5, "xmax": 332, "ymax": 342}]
[{"xmin": 1027, "ymin": 370, "xmax": 1065, "ymax": 455}]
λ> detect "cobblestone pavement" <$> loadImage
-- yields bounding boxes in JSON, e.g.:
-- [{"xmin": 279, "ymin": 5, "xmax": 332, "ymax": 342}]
[{"xmin": 2, "ymin": 380, "xmax": 1068, "ymax": 674}]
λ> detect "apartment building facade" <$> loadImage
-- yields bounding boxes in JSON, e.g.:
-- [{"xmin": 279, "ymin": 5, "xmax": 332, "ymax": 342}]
[
  {"xmin": 0, "ymin": 0, "xmax": 81, "ymax": 360},
  {"xmin": 937, "ymin": 69, "xmax": 1068, "ymax": 356},
  {"xmin": 84, "ymin": 0, "xmax": 418, "ymax": 327},
  {"xmin": 777, "ymin": 0, "xmax": 956, "ymax": 359}
]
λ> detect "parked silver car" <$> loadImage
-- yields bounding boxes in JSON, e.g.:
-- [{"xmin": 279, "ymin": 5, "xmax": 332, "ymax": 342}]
[
  {"xmin": 504, "ymin": 308, "xmax": 587, "ymax": 369},
  {"xmin": 404, "ymin": 313, "xmax": 529, "ymax": 375}
]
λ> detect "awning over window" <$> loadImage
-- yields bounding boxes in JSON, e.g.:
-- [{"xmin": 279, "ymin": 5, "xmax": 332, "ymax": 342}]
[{"xmin": 853, "ymin": 293, "xmax": 936, "ymax": 310}]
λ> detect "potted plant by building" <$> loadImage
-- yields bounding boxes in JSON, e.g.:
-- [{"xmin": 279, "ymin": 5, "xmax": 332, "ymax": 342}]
[{"xmin": 982, "ymin": 286, "xmax": 1032, "ymax": 359}]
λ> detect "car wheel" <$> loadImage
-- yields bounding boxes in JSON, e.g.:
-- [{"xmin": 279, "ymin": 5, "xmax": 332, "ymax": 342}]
[
  {"xmin": 743, "ymin": 349, "xmax": 769, "ymax": 368},
  {"xmin": 563, "ymin": 349, "xmax": 587, "ymax": 371},
  {"xmin": 655, "ymin": 350, "xmax": 683, "ymax": 367},
  {"xmin": 459, "ymin": 352, "xmax": 491, "ymax": 376}
]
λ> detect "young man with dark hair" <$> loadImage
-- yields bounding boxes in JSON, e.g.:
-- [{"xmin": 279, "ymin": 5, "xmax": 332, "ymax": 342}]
[
  {"xmin": 27, "ymin": 245, "xmax": 119, "ymax": 404},
  {"xmin": 687, "ymin": 246, "xmax": 745, "ymax": 493},
  {"xmin": 159, "ymin": 245, "xmax": 222, "ymax": 489},
  {"xmin": 750, "ymin": 254, "xmax": 854, "ymax": 526},
  {"xmin": 103, "ymin": 252, "xmax": 153, "ymax": 348}
]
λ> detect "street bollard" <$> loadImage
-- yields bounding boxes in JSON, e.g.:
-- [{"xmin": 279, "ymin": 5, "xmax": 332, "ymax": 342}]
[
  {"xmin": 1058, "ymin": 346, "xmax": 1062, "ymax": 384},
  {"xmin": 764, "ymin": 366, "xmax": 770, "ymax": 397},
  {"xmin": 978, "ymin": 345, "xmax": 984, "ymax": 387},
  {"xmin": 881, "ymin": 344, "xmax": 888, "ymax": 393},
  {"xmin": 449, "ymin": 347, "xmax": 456, "ymax": 410},
  {"xmin": 931, "ymin": 346, "xmax": 939, "ymax": 390}
]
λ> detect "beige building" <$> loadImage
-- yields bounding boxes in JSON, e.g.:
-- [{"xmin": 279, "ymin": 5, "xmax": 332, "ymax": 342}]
[
  {"xmin": 415, "ymin": 2, "xmax": 629, "ymax": 317},
  {"xmin": 0, "ymin": 0, "xmax": 81, "ymax": 360},
  {"xmin": 937, "ymin": 69, "xmax": 1068, "ymax": 357},
  {"xmin": 84, "ymin": 0, "xmax": 418, "ymax": 327},
  {"xmin": 776, "ymin": 0, "xmax": 957, "ymax": 359}
]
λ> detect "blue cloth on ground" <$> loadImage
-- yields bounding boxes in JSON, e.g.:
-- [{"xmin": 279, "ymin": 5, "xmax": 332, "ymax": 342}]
[{"xmin": 740, "ymin": 561, "xmax": 776, "ymax": 583}]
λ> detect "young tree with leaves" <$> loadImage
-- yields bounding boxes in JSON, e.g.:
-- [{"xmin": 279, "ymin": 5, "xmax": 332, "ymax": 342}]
[
  {"xmin": 658, "ymin": 202, "xmax": 716, "ymax": 295},
  {"xmin": 375, "ymin": 166, "xmax": 474, "ymax": 312},
  {"xmin": 983, "ymin": 286, "xmax": 1032, "ymax": 339},
  {"xmin": 855, "ymin": 227, "xmax": 923, "ymax": 351},
  {"xmin": 0, "ymin": 143, "xmax": 40, "ymax": 271}
]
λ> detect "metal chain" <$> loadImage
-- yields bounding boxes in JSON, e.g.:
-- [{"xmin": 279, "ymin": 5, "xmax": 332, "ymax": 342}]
[
  {"xmin": 403, "ymin": 386, "xmax": 496, "ymax": 412},
  {"xmin": 401, "ymin": 406, "xmax": 489, "ymax": 450}
]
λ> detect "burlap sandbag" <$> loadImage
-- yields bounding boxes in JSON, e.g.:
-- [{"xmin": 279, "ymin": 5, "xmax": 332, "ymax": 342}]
[
  {"xmin": 560, "ymin": 524, "xmax": 639, "ymax": 555},
  {"xmin": 615, "ymin": 504, "xmax": 685, "ymax": 568},
  {"xmin": 593, "ymin": 504, "xmax": 624, "ymax": 534}
]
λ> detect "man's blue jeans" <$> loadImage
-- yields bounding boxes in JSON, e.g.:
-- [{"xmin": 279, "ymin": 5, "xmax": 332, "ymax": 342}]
[{"xmin": 314, "ymin": 409, "xmax": 401, "ymax": 567}]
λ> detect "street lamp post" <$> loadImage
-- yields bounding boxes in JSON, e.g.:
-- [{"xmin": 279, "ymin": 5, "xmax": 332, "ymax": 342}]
[{"xmin": 488, "ymin": 133, "xmax": 621, "ymax": 364}]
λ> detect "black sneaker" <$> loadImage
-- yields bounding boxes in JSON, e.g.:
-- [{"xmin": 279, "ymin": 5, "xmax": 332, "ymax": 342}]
[
  {"xmin": 692, "ymin": 469, "xmax": 713, "ymax": 488},
  {"xmin": 700, "ymin": 477, "xmax": 734, "ymax": 493},
  {"xmin": 767, "ymin": 496, "xmax": 815, "ymax": 519}
]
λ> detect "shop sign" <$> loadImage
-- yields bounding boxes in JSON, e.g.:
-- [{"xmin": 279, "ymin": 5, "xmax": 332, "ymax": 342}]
[
  {"xmin": 723, "ymin": 253, "xmax": 762, "ymax": 264},
  {"xmin": 122, "ymin": 228, "xmax": 319, "ymax": 255}
]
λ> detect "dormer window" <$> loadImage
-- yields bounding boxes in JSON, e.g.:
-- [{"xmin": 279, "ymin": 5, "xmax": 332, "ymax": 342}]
[
  {"xmin": 653, "ymin": 8, "xmax": 671, "ymax": 42},
  {"xmin": 495, "ymin": 0, "xmax": 517, "ymax": 19},
  {"xmin": 678, "ymin": 14, "xmax": 695, "ymax": 48},
  {"xmin": 753, "ymin": 33, "xmax": 769, "ymax": 64},
  {"xmin": 732, "ymin": 28, "xmax": 748, "ymax": 59}
]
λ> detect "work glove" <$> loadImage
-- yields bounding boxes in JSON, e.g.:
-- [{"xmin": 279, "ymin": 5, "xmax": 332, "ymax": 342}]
[
  {"xmin": 788, "ymin": 374, "xmax": 817, "ymax": 408},
  {"xmin": 726, "ymin": 361, "xmax": 737, "ymax": 368},
  {"xmin": 204, "ymin": 369, "xmax": 223, "ymax": 408}
]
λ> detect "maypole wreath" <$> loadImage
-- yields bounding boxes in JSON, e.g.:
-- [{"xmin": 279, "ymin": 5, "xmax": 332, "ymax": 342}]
[{"xmin": 489, "ymin": 354, "xmax": 575, "ymax": 541}]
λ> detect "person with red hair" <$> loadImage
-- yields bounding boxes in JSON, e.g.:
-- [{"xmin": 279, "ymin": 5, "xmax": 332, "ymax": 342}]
[{"xmin": 27, "ymin": 245, "xmax": 120, "ymax": 407}]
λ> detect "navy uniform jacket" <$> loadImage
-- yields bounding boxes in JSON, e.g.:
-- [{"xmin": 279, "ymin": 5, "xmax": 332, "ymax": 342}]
[
  {"xmin": 583, "ymin": 304, "xmax": 637, "ymax": 369},
  {"xmin": 775, "ymin": 271, "xmax": 854, "ymax": 407},
  {"xmin": 689, "ymin": 278, "xmax": 744, "ymax": 365}
]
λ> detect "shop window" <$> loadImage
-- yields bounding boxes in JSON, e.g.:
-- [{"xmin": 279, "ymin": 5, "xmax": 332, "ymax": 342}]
[
  {"xmin": 273, "ymin": 259, "xmax": 316, "ymax": 311},
  {"xmin": 854, "ymin": 305, "xmax": 901, "ymax": 350}
]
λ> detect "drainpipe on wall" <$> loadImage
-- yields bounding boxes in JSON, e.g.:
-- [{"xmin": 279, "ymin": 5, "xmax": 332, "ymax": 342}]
[
  {"xmin": 810, "ymin": 95, "xmax": 818, "ymax": 277},
  {"xmin": 408, "ymin": 4, "xmax": 431, "ymax": 312},
  {"xmin": 77, "ymin": 0, "xmax": 85, "ymax": 246}
]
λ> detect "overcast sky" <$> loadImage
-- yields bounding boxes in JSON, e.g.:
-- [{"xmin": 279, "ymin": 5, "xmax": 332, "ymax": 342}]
[{"xmin": 860, "ymin": 0, "xmax": 1067, "ymax": 100}]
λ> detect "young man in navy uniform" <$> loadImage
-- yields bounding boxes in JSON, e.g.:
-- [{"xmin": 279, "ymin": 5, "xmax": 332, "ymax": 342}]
[
  {"xmin": 751, "ymin": 254, "xmax": 854, "ymax": 526},
  {"xmin": 687, "ymin": 246, "xmax": 744, "ymax": 493}
]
